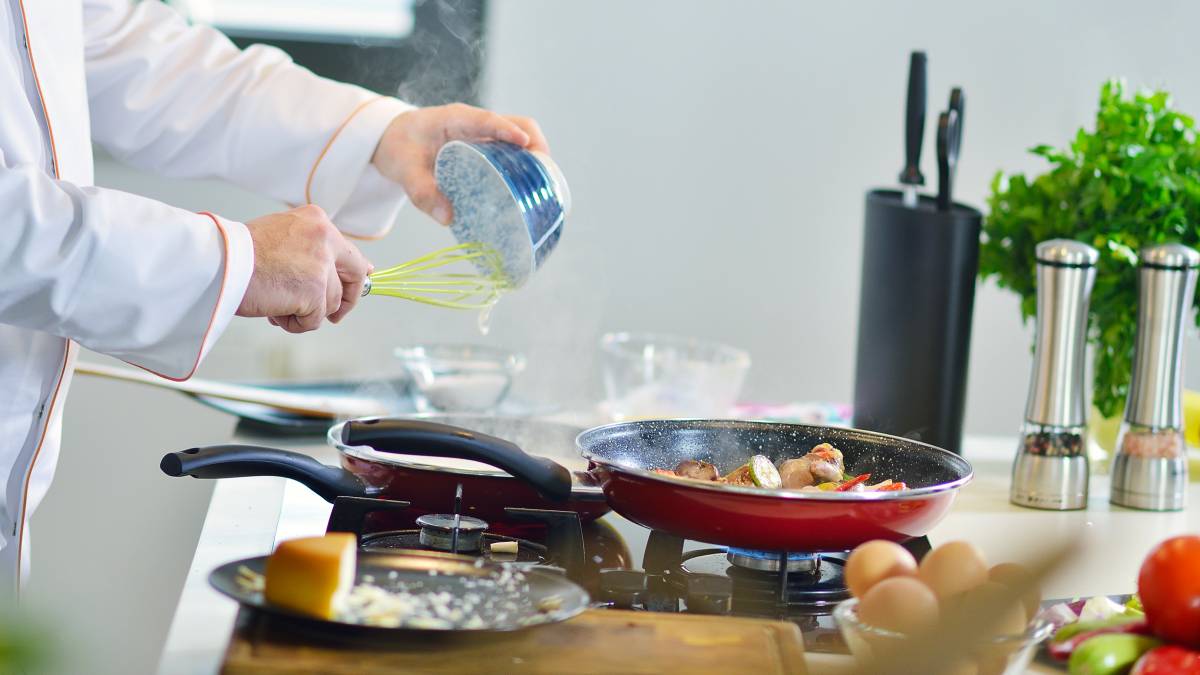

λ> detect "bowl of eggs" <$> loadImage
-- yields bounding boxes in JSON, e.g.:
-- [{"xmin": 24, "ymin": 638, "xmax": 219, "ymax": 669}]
[{"xmin": 834, "ymin": 540, "xmax": 1054, "ymax": 675}]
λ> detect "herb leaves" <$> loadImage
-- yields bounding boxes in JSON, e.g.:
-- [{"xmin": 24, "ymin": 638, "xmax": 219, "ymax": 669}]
[{"xmin": 981, "ymin": 80, "xmax": 1200, "ymax": 418}]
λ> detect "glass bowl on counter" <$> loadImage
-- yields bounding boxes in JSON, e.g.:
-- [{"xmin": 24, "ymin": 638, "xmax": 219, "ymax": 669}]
[
  {"xmin": 395, "ymin": 344, "xmax": 526, "ymax": 413},
  {"xmin": 833, "ymin": 597, "xmax": 1053, "ymax": 674},
  {"xmin": 599, "ymin": 332, "xmax": 750, "ymax": 421}
]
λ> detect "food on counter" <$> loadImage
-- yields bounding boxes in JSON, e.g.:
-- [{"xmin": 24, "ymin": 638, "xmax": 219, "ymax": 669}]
[
  {"xmin": 264, "ymin": 533, "xmax": 357, "ymax": 620},
  {"xmin": 338, "ymin": 563, "xmax": 542, "ymax": 629},
  {"xmin": 1138, "ymin": 535, "xmax": 1200, "ymax": 648},
  {"xmin": 1119, "ymin": 429, "xmax": 1184, "ymax": 459},
  {"xmin": 917, "ymin": 541, "xmax": 989, "ymax": 601},
  {"xmin": 648, "ymin": 442, "xmax": 909, "ymax": 492},
  {"xmin": 1048, "ymin": 614, "xmax": 1150, "ymax": 661},
  {"xmin": 1068, "ymin": 634, "xmax": 1162, "ymax": 675},
  {"xmin": 251, "ymin": 535, "xmax": 564, "ymax": 630},
  {"xmin": 489, "ymin": 541, "xmax": 519, "ymax": 555},
  {"xmin": 1078, "ymin": 595, "xmax": 1136, "ymax": 623},
  {"xmin": 988, "ymin": 562, "xmax": 1041, "ymax": 620},
  {"xmin": 1020, "ymin": 429, "xmax": 1085, "ymax": 457},
  {"xmin": 235, "ymin": 565, "xmax": 265, "ymax": 593},
  {"xmin": 857, "ymin": 576, "xmax": 940, "ymax": 634},
  {"xmin": 845, "ymin": 540, "xmax": 918, "ymax": 598},
  {"xmin": 1131, "ymin": 645, "xmax": 1200, "ymax": 674},
  {"xmin": 1045, "ymin": 535, "xmax": 1200, "ymax": 671},
  {"xmin": 840, "ymin": 539, "xmax": 1043, "ymax": 673},
  {"xmin": 965, "ymin": 582, "xmax": 1030, "ymax": 638}
]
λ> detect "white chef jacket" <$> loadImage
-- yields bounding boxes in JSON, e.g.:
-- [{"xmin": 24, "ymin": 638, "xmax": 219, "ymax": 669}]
[{"xmin": 0, "ymin": 0, "xmax": 413, "ymax": 595}]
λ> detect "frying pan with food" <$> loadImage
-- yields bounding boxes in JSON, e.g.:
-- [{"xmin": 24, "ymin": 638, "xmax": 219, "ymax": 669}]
[{"xmin": 577, "ymin": 419, "xmax": 973, "ymax": 551}]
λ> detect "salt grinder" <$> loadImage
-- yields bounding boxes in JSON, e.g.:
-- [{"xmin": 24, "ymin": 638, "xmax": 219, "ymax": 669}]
[
  {"xmin": 1011, "ymin": 240, "xmax": 1098, "ymax": 510},
  {"xmin": 1110, "ymin": 244, "xmax": 1200, "ymax": 511}
]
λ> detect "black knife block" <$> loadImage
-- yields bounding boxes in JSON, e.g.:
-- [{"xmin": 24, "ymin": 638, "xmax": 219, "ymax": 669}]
[{"xmin": 852, "ymin": 189, "xmax": 981, "ymax": 455}]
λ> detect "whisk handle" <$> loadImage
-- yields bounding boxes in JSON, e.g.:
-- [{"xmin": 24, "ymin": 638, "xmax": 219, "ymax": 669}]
[{"xmin": 361, "ymin": 277, "xmax": 372, "ymax": 297}]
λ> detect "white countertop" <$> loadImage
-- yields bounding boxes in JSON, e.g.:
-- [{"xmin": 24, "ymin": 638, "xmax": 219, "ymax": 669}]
[{"xmin": 156, "ymin": 434, "xmax": 1200, "ymax": 675}]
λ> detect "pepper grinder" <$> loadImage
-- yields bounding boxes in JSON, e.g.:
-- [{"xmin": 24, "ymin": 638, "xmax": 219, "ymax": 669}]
[
  {"xmin": 1110, "ymin": 244, "xmax": 1200, "ymax": 511},
  {"xmin": 1011, "ymin": 240, "xmax": 1098, "ymax": 510}
]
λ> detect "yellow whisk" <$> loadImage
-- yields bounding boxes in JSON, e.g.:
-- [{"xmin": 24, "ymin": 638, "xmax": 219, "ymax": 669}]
[{"xmin": 363, "ymin": 242, "xmax": 509, "ymax": 310}]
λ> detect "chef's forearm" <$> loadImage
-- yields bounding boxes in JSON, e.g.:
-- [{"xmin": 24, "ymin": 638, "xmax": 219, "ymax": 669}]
[{"xmin": 0, "ymin": 164, "xmax": 253, "ymax": 379}]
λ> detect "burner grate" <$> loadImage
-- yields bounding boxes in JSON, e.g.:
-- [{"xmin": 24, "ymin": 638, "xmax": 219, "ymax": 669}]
[
  {"xmin": 676, "ymin": 549, "xmax": 849, "ymax": 613},
  {"xmin": 359, "ymin": 530, "xmax": 547, "ymax": 564}
]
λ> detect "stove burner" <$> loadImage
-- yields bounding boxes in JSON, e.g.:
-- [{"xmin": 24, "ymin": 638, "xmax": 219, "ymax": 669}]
[
  {"xmin": 360, "ymin": 529, "xmax": 547, "ymax": 564},
  {"xmin": 676, "ymin": 549, "xmax": 850, "ymax": 612},
  {"xmin": 415, "ymin": 514, "xmax": 488, "ymax": 553},
  {"xmin": 726, "ymin": 548, "xmax": 817, "ymax": 573}
]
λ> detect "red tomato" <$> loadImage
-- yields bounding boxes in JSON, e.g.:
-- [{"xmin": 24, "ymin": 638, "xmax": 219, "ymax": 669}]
[
  {"xmin": 1139, "ymin": 536, "xmax": 1200, "ymax": 648},
  {"xmin": 1132, "ymin": 645, "xmax": 1200, "ymax": 674}
]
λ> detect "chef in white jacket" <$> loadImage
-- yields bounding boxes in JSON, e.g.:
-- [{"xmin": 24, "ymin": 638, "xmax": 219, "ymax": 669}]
[{"xmin": 0, "ymin": 0, "xmax": 549, "ymax": 595}]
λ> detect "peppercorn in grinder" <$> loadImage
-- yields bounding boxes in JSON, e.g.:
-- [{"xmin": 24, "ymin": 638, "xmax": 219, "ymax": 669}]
[
  {"xmin": 1011, "ymin": 240, "xmax": 1098, "ymax": 510},
  {"xmin": 1110, "ymin": 244, "xmax": 1200, "ymax": 511}
]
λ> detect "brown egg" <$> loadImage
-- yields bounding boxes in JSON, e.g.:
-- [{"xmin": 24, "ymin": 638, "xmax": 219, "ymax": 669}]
[
  {"xmin": 857, "ymin": 576, "xmax": 940, "ymax": 634},
  {"xmin": 958, "ymin": 581, "xmax": 1030, "ymax": 638},
  {"xmin": 845, "ymin": 540, "xmax": 919, "ymax": 598},
  {"xmin": 987, "ymin": 562, "xmax": 1042, "ymax": 621},
  {"xmin": 938, "ymin": 660, "xmax": 979, "ymax": 675},
  {"xmin": 917, "ymin": 541, "xmax": 989, "ymax": 601}
]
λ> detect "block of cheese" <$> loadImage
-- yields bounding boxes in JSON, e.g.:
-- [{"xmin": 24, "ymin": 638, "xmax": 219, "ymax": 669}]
[{"xmin": 263, "ymin": 533, "xmax": 357, "ymax": 620}]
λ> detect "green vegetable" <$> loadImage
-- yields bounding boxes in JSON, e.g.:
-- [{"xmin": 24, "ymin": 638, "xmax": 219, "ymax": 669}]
[
  {"xmin": 748, "ymin": 455, "xmax": 781, "ymax": 488},
  {"xmin": 1068, "ymin": 634, "xmax": 1161, "ymax": 675},
  {"xmin": 980, "ymin": 80, "xmax": 1200, "ymax": 417},
  {"xmin": 1054, "ymin": 614, "xmax": 1142, "ymax": 643},
  {"xmin": 1124, "ymin": 596, "xmax": 1144, "ymax": 615},
  {"xmin": 0, "ymin": 610, "xmax": 55, "ymax": 674}
]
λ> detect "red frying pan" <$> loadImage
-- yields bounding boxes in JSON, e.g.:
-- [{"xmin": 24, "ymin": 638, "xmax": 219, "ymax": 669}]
[
  {"xmin": 576, "ymin": 419, "xmax": 973, "ymax": 551},
  {"xmin": 161, "ymin": 416, "xmax": 609, "ymax": 531}
]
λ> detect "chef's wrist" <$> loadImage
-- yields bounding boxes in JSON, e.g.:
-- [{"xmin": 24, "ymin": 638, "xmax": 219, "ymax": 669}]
[{"xmin": 196, "ymin": 212, "xmax": 255, "ymax": 360}]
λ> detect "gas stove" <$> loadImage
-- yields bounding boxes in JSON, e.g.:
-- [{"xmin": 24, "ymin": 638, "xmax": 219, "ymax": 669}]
[{"xmin": 323, "ymin": 489, "xmax": 931, "ymax": 654}]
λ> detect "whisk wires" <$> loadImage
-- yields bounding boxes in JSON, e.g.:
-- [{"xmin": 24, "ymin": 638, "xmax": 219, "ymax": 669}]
[{"xmin": 366, "ymin": 242, "xmax": 508, "ymax": 310}]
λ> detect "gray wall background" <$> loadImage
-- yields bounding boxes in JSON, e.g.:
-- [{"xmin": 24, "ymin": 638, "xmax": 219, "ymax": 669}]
[{"xmin": 22, "ymin": 1, "xmax": 1200, "ymax": 673}]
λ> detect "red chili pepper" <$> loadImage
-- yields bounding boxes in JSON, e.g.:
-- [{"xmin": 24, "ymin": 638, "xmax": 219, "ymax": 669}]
[
  {"xmin": 836, "ymin": 473, "xmax": 871, "ymax": 491},
  {"xmin": 877, "ymin": 482, "xmax": 908, "ymax": 491}
]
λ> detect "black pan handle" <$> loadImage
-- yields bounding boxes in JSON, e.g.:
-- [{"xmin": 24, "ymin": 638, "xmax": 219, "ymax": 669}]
[
  {"xmin": 342, "ymin": 419, "xmax": 572, "ymax": 502},
  {"xmin": 160, "ymin": 444, "xmax": 367, "ymax": 503}
]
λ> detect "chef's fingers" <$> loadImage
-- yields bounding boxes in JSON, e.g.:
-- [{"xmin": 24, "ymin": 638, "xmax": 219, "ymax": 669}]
[
  {"xmin": 403, "ymin": 169, "xmax": 454, "ymax": 225},
  {"xmin": 293, "ymin": 305, "xmax": 324, "ymax": 332},
  {"xmin": 331, "ymin": 272, "xmax": 366, "ymax": 325},
  {"xmin": 444, "ymin": 104, "xmax": 530, "ymax": 147},
  {"xmin": 273, "ymin": 315, "xmax": 304, "ymax": 334},
  {"xmin": 504, "ymin": 115, "xmax": 550, "ymax": 153},
  {"xmin": 324, "ymin": 266, "xmax": 342, "ymax": 320},
  {"xmin": 334, "ymin": 237, "xmax": 371, "ymax": 282},
  {"xmin": 267, "ymin": 317, "xmax": 279, "ymax": 327}
]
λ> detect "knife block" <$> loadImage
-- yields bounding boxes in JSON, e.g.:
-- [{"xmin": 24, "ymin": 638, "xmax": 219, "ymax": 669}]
[{"xmin": 852, "ymin": 189, "xmax": 982, "ymax": 455}]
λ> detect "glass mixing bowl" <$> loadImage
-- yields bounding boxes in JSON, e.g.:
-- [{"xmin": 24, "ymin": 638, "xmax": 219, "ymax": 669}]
[
  {"xmin": 395, "ymin": 344, "xmax": 526, "ymax": 413},
  {"xmin": 599, "ymin": 332, "xmax": 750, "ymax": 421},
  {"xmin": 834, "ymin": 597, "xmax": 1053, "ymax": 674}
]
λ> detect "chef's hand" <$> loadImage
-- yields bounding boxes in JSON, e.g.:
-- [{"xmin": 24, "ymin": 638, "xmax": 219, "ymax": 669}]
[
  {"xmin": 372, "ymin": 103, "xmax": 550, "ymax": 225},
  {"xmin": 236, "ymin": 205, "xmax": 373, "ymax": 333}
]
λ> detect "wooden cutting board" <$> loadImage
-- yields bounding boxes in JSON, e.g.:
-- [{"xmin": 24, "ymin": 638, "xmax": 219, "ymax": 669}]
[{"xmin": 221, "ymin": 608, "xmax": 808, "ymax": 674}]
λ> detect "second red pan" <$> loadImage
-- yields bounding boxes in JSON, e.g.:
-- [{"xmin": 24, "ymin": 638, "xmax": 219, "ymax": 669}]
[{"xmin": 577, "ymin": 419, "xmax": 972, "ymax": 552}]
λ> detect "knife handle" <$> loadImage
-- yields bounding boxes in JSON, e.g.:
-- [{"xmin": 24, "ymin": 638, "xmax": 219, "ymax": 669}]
[{"xmin": 898, "ymin": 51, "xmax": 927, "ymax": 187}]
